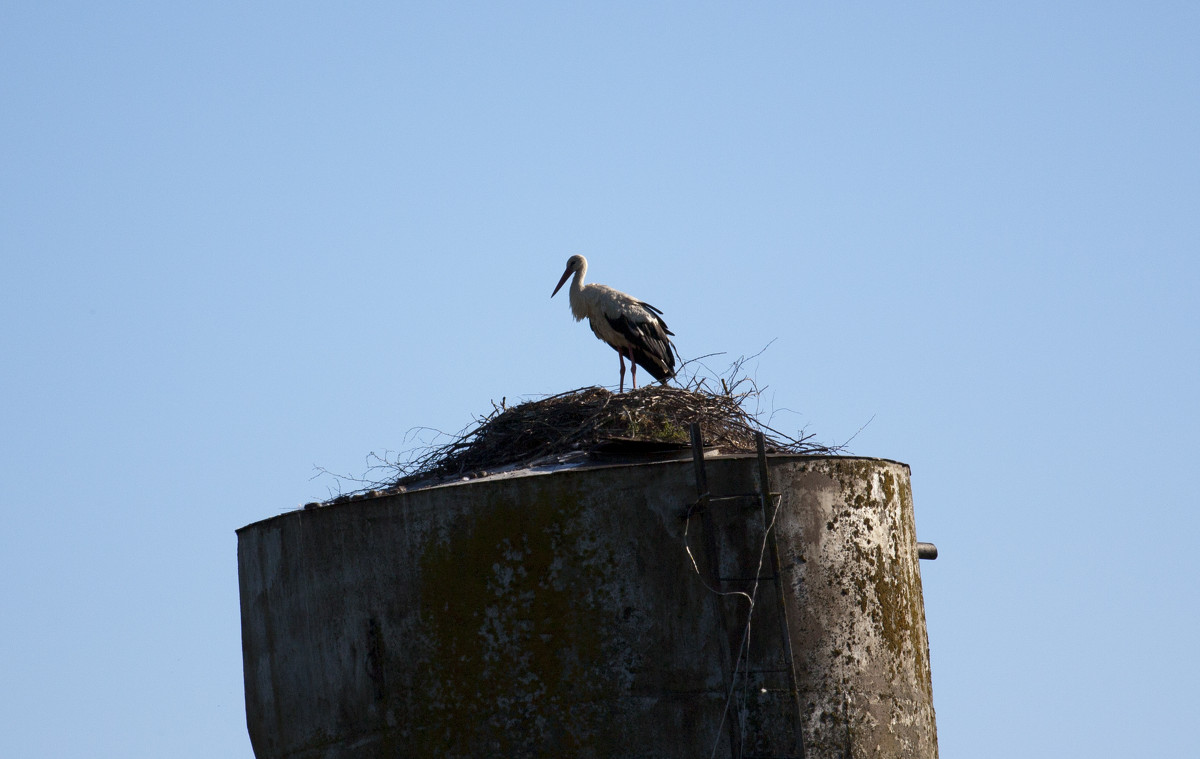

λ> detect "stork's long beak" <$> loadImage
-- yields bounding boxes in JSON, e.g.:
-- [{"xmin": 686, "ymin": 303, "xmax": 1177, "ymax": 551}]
[{"xmin": 551, "ymin": 267, "xmax": 571, "ymax": 297}]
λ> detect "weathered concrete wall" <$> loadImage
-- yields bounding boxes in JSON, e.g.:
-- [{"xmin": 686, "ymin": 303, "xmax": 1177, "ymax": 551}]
[
  {"xmin": 238, "ymin": 456, "xmax": 936, "ymax": 758},
  {"xmin": 774, "ymin": 460, "xmax": 937, "ymax": 757}
]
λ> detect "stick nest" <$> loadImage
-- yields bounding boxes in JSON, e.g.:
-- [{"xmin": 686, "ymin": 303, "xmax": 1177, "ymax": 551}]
[{"xmin": 371, "ymin": 384, "xmax": 838, "ymax": 493}]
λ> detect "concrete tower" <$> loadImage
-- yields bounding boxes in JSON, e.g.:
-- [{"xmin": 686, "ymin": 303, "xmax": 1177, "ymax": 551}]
[{"xmin": 238, "ymin": 453, "xmax": 937, "ymax": 758}]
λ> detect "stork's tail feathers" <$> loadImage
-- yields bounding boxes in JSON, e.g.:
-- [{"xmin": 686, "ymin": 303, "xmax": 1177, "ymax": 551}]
[{"xmin": 630, "ymin": 341, "xmax": 678, "ymax": 384}]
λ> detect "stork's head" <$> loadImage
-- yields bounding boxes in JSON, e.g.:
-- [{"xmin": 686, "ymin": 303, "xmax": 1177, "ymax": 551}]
[{"xmin": 551, "ymin": 254, "xmax": 587, "ymax": 297}]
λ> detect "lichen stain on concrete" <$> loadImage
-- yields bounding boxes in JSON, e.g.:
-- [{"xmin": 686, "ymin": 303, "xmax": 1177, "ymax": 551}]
[{"xmin": 413, "ymin": 487, "xmax": 616, "ymax": 758}]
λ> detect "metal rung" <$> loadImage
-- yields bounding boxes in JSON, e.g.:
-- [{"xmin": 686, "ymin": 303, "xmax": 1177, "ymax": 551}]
[
  {"xmin": 734, "ymin": 668, "xmax": 794, "ymax": 676},
  {"xmin": 718, "ymin": 575, "xmax": 780, "ymax": 582},
  {"xmin": 709, "ymin": 492, "xmax": 781, "ymax": 503}
]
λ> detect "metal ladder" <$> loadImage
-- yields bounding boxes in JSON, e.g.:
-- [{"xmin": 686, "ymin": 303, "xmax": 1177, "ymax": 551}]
[{"xmin": 686, "ymin": 423, "xmax": 806, "ymax": 759}]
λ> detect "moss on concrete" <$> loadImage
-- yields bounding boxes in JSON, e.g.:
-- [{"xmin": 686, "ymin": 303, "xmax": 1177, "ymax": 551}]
[{"xmin": 412, "ymin": 487, "xmax": 619, "ymax": 757}]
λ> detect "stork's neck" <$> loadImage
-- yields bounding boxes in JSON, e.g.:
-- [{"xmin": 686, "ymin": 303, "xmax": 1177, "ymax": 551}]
[{"xmin": 568, "ymin": 264, "xmax": 588, "ymax": 321}]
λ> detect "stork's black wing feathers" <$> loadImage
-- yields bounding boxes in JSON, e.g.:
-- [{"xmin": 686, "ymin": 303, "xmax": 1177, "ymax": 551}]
[
  {"xmin": 637, "ymin": 301, "xmax": 675, "ymax": 335},
  {"xmin": 605, "ymin": 310, "xmax": 678, "ymax": 382}
]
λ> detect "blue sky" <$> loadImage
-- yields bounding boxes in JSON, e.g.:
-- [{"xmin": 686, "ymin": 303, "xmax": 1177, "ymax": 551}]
[{"xmin": 2, "ymin": 3, "xmax": 1197, "ymax": 756}]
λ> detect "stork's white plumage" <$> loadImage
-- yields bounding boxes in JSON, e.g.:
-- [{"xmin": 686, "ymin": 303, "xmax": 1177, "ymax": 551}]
[{"xmin": 551, "ymin": 255, "xmax": 677, "ymax": 392}]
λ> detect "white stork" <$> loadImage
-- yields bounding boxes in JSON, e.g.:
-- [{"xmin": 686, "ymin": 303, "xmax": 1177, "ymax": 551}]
[{"xmin": 551, "ymin": 255, "xmax": 677, "ymax": 392}]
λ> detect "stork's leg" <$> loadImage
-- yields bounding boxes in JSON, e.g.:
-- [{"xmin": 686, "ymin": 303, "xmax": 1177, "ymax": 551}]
[
  {"xmin": 630, "ymin": 353, "xmax": 638, "ymax": 389},
  {"xmin": 618, "ymin": 349, "xmax": 626, "ymax": 393}
]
